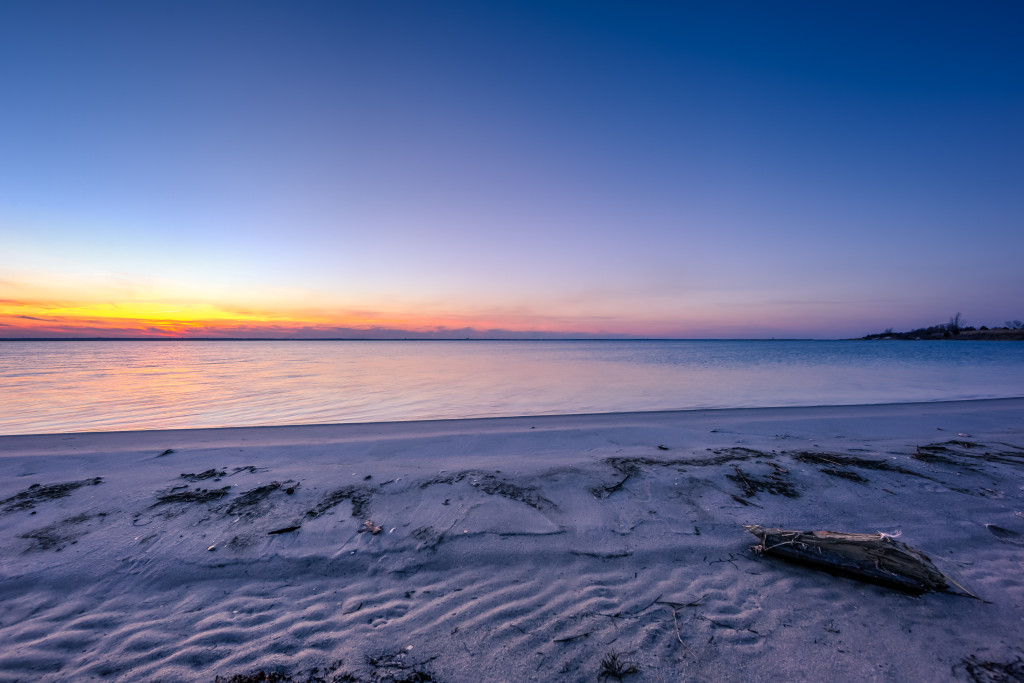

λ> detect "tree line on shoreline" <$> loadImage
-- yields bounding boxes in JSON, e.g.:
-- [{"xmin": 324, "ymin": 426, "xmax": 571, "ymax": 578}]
[{"xmin": 859, "ymin": 314, "xmax": 1024, "ymax": 340}]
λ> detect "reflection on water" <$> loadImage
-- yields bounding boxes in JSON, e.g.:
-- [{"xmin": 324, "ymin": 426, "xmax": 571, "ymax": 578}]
[{"xmin": 2, "ymin": 340, "xmax": 1023, "ymax": 435}]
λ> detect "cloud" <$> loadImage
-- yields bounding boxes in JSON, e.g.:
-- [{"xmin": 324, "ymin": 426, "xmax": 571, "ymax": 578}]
[{"xmin": 0, "ymin": 321, "xmax": 628, "ymax": 340}]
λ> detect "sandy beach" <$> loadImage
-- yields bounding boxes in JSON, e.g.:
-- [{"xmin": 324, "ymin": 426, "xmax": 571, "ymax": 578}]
[{"xmin": 1, "ymin": 399, "xmax": 1023, "ymax": 682}]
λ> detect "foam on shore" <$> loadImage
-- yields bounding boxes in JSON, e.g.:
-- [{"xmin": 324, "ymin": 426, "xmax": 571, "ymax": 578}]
[{"xmin": 2, "ymin": 399, "xmax": 1023, "ymax": 681}]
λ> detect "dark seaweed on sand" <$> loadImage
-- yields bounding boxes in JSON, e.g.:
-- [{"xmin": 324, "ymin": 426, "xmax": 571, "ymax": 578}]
[
  {"xmin": 181, "ymin": 469, "xmax": 226, "ymax": 482},
  {"xmin": 792, "ymin": 451, "xmax": 922, "ymax": 476},
  {"xmin": 0, "ymin": 477, "xmax": 104, "ymax": 513},
  {"xmin": 819, "ymin": 468, "xmax": 869, "ymax": 483},
  {"xmin": 152, "ymin": 486, "xmax": 231, "ymax": 506},
  {"xmin": 795, "ymin": 448, "xmax": 1013, "ymax": 497},
  {"xmin": 21, "ymin": 512, "xmax": 107, "ymax": 551},
  {"xmin": 954, "ymin": 653, "xmax": 1024, "ymax": 683},
  {"xmin": 591, "ymin": 473, "xmax": 633, "ymax": 498},
  {"xmin": 726, "ymin": 465, "xmax": 799, "ymax": 498},
  {"xmin": 917, "ymin": 442, "xmax": 1024, "ymax": 467},
  {"xmin": 226, "ymin": 482, "xmax": 286, "ymax": 516},
  {"xmin": 306, "ymin": 486, "xmax": 373, "ymax": 519},
  {"xmin": 420, "ymin": 470, "xmax": 554, "ymax": 510},
  {"xmin": 603, "ymin": 446, "xmax": 769, "ymax": 475},
  {"xmin": 913, "ymin": 446, "xmax": 976, "ymax": 468}
]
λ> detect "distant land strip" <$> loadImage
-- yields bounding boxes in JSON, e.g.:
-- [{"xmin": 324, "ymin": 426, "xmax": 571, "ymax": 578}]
[{"xmin": 859, "ymin": 319, "xmax": 1024, "ymax": 341}]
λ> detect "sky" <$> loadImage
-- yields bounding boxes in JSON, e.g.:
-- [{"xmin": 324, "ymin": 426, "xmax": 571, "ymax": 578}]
[{"xmin": 1, "ymin": 1, "xmax": 1022, "ymax": 339}]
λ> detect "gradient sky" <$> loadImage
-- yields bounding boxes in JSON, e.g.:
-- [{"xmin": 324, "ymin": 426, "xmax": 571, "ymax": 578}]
[{"xmin": 1, "ymin": 1, "xmax": 1022, "ymax": 339}]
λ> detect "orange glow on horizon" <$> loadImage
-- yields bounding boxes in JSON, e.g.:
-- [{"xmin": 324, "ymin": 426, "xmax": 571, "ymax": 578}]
[{"xmin": 0, "ymin": 296, "xmax": 598, "ymax": 338}]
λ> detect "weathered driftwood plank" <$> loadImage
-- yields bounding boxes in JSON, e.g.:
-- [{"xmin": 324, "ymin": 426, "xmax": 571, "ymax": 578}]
[{"xmin": 745, "ymin": 525, "xmax": 949, "ymax": 594}]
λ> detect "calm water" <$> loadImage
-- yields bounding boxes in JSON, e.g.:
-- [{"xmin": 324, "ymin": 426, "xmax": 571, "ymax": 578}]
[{"xmin": 2, "ymin": 340, "xmax": 1023, "ymax": 435}]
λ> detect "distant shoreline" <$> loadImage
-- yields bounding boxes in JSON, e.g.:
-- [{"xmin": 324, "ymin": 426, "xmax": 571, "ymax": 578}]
[{"xmin": 858, "ymin": 328, "xmax": 1024, "ymax": 341}]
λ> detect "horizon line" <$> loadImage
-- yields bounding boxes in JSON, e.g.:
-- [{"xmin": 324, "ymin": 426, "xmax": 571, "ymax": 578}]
[{"xmin": 0, "ymin": 336, "xmax": 828, "ymax": 342}]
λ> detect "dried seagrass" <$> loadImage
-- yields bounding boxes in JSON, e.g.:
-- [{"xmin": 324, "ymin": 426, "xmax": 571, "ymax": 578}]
[{"xmin": 745, "ymin": 525, "xmax": 949, "ymax": 594}]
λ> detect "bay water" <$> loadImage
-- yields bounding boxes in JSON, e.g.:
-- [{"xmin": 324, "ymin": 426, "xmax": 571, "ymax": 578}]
[{"xmin": 2, "ymin": 340, "xmax": 1023, "ymax": 435}]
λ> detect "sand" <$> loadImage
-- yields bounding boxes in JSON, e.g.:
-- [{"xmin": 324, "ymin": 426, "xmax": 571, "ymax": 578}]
[{"xmin": 1, "ymin": 399, "xmax": 1023, "ymax": 682}]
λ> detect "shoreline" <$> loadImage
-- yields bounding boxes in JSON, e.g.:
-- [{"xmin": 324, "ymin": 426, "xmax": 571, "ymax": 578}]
[
  {"xmin": 2, "ymin": 399, "xmax": 1023, "ymax": 681},
  {"xmin": 4, "ymin": 395, "xmax": 1024, "ymax": 443}
]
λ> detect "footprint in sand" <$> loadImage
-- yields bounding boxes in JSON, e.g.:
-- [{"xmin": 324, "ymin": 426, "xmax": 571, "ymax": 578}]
[{"xmin": 985, "ymin": 524, "xmax": 1024, "ymax": 546}]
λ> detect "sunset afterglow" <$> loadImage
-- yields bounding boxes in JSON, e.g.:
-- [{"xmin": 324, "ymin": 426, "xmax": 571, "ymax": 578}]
[{"xmin": 1, "ymin": 2, "xmax": 1021, "ymax": 339}]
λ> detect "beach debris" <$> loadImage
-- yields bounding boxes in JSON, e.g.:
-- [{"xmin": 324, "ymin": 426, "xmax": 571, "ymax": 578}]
[
  {"xmin": 214, "ymin": 659, "xmax": 353, "ymax": 683},
  {"xmin": 226, "ymin": 481, "xmax": 289, "ymax": 517},
  {"xmin": 914, "ymin": 445, "xmax": 979, "ymax": 469},
  {"xmin": 598, "ymin": 652, "xmax": 638, "ymax": 681},
  {"xmin": 572, "ymin": 550, "xmax": 633, "ymax": 560},
  {"xmin": 21, "ymin": 512, "xmax": 108, "ymax": 551},
  {"xmin": 916, "ymin": 441, "xmax": 1024, "ymax": 467},
  {"xmin": 707, "ymin": 446, "xmax": 771, "ymax": 462},
  {"xmin": 745, "ymin": 525, "xmax": 949, "ymax": 594},
  {"xmin": 655, "ymin": 594, "xmax": 707, "ymax": 611},
  {"xmin": 1, "ymin": 477, "xmax": 104, "ymax": 514},
  {"xmin": 365, "ymin": 650, "xmax": 438, "ymax": 681},
  {"xmin": 359, "ymin": 520, "xmax": 383, "ymax": 535},
  {"xmin": 702, "ymin": 480, "xmax": 763, "ymax": 508},
  {"xmin": 601, "ymin": 446, "xmax": 777, "ymax": 473},
  {"xmin": 420, "ymin": 470, "xmax": 555, "ymax": 509},
  {"xmin": 180, "ymin": 468, "xmax": 225, "ymax": 482},
  {"xmin": 152, "ymin": 486, "xmax": 231, "ymax": 506},
  {"xmin": 306, "ymin": 485, "xmax": 373, "ymax": 519},
  {"xmin": 793, "ymin": 451, "xmax": 922, "ymax": 477},
  {"xmin": 268, "ymin": 525, "xmax": 301, "ymax": 535},
  {"xmin": 592, "ymin": 473, "xmax": 632, "ymax": 499},
  {"xmin": 657, "ymin": 444, "xmax": 670, "ymax": 450},
  {"xmin": 667, "ymin": 607, "xmax": 691, "ymax": 652},
  {"xmin": 727, "ymin": 465, "xmax": 799, "ymax": 498},
  {"xmin": 207, "ymin": 545, "xmax": 216, "ymax": 551},
  {"xmin": 652, "ymin": 594, "xmax": 705, "ymax": 654},
  {"xmin": 954, "ymin": 653, "xmax": 1024, "ymax": 682},
  {"xmin": 819, "ymin": 467, "xmax": 869, "ymax": 483}
]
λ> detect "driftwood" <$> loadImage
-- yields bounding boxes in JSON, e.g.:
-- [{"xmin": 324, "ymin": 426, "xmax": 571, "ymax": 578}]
[{"xmin": 745, "ymin": 525, "xmax": 949, "ymax": 594}]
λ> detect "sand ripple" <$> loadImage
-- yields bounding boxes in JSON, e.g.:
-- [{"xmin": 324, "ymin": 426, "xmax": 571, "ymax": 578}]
[{"xmin": 2, "ymin": 407, "xmax": 1024, "ymax": 680}]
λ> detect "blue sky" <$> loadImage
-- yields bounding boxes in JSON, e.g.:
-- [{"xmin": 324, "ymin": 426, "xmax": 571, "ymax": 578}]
[{"xmin": 1, "ymin": 1, "xmax": 1022, "ymax": 338}]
